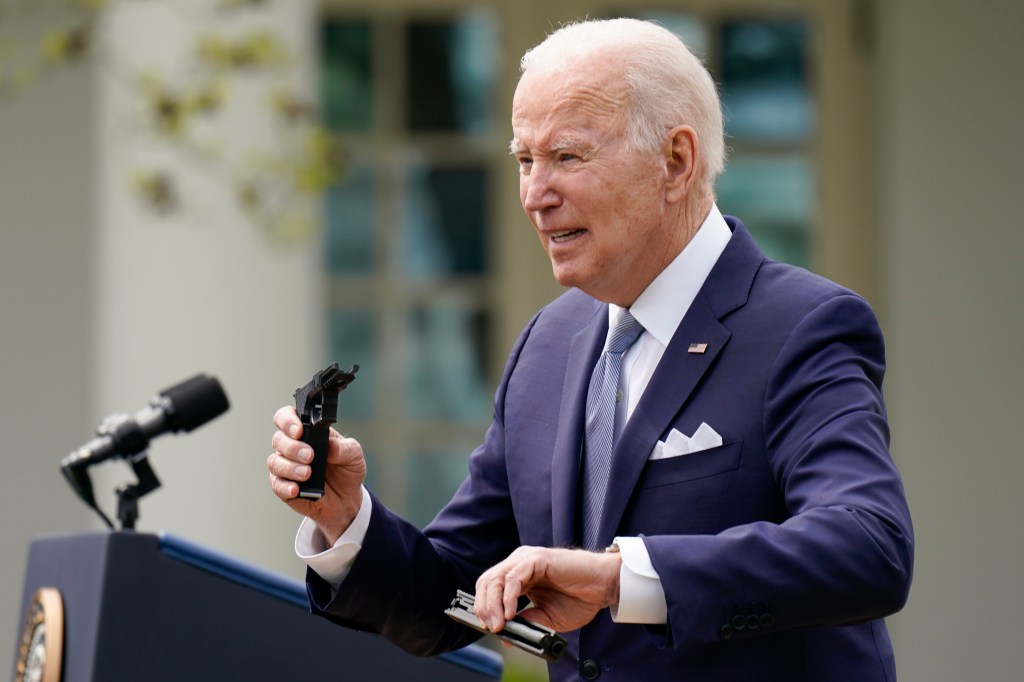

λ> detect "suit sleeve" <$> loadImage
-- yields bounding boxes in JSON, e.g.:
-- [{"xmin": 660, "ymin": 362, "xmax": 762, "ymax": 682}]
[
  {"xmin": 304, "ymin": 313, "xmax": 541, "ymax": 657},
  {"xmin": 645, "ymin": 293, "xmax": 914, "ymax": 647}
]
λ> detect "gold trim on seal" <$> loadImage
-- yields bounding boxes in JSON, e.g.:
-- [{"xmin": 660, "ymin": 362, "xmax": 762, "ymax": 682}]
[{"xmin": 14, "ymin": 587, "xmax": 64, "ymax": 682}]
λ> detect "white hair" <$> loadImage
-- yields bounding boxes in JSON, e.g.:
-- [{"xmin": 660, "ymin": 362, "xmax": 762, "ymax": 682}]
[{"xmin": 520, "ymin": 18, "xmax": 726, "ymax": 185}]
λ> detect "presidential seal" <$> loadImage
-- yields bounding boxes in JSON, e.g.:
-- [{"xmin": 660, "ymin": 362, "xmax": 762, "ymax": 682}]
[{"xmin": 14, "ymin": 588, "xmax": 63, "ymax": 682}]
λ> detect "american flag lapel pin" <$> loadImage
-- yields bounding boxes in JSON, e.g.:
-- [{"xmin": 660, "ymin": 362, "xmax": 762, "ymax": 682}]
[{"xmin": 688, "ymin": 342, "xmax": 708, "ymax": 354}]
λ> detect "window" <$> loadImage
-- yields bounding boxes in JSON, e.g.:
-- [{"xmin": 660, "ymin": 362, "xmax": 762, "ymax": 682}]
[
  {"xmin": 320, "ymin": 10, "xmax": 499, "ymax": 525},
  {"xmin": 625, "ymin": 11, "xmax": 817, "ymax": 269}
]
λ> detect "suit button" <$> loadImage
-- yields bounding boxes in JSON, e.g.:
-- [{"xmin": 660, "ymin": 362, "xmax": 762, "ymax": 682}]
[
  {"xmin": 745, "ymin": 614, "xmax": 761, "ymax": 630},
  {"xmin": 720, "ymin": 623, "xmax": 735, "ymax": 639},
  {"xmin": 760, "ymin": 613, "xmax": 774, "ymax": 628},
  {"xmin": 581, "ymin": 659, "xmax": 601, "ymax": 680},
  {"xmin": 731, "ymin": 615, "xmax": 747, "ymax": 631}
]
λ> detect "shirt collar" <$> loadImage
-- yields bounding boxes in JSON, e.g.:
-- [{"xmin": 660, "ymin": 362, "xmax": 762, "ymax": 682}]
[{"xmin": 609, "ymin": 203, "xmax": 732, "ymax": 346}]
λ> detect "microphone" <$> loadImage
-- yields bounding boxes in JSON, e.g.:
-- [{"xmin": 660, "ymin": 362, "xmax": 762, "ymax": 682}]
[{"xmin": 61, "ymin": 373, "xmax": 230, "ymax": 470}]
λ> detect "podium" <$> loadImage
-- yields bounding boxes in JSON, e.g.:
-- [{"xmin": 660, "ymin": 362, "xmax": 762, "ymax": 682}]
[{"xmin": 14, "ymin": 531, "xmax": 502, "ymax": 681}]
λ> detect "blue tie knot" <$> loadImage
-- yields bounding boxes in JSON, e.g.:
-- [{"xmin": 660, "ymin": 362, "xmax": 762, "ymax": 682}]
[{"xmin": 605, "ymin": 309, "xmax": 644, "ymax": 355}]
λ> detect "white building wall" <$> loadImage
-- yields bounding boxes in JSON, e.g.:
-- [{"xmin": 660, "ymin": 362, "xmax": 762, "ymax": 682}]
[
  {"xmin": 879, "ymin": 1, "xmax": 1024, "ymax": 680},
  {"xmin": 0, "ymin": 1, "xmax": 322, "ymax": 672},
  {"xmin": 89, "ymin": 0, "xmax": 322, "ymax": 563}
]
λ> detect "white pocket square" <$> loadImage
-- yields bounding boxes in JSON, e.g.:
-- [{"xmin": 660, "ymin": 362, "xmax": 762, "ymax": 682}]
[{"xmin": 649, "ymin": 423, "xmax": 723, "ymax": 460}]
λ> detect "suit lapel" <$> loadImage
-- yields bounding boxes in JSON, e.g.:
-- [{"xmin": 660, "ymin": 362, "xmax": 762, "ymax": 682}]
[
  {"xmin": 548, "ymin": 218, "xmax": 764, "ymax": 548},
  {"xmin": 596, "ymin": 293, "xmax": 731, "ymax": 546},
  {"xmin": 596, "ymin": 217, "xmax": 764, "ymax": 546},
  {"xmin": 550, "ymin": 306, "xmax": 606, "ymax": 548}
]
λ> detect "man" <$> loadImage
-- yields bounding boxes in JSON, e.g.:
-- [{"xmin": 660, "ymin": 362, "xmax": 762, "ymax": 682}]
[{"xmin": 268, "ymin": 18, "xmax": 913, "ymax": 681}]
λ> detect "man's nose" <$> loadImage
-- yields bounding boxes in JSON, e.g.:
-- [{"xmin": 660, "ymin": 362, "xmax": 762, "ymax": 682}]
[{"xmin": 521, "ymin": 168, "xmax": 561, "ymax": 212}]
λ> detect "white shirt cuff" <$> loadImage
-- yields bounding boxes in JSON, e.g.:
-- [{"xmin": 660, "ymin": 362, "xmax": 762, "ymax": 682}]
[
  {"xmin": 294, "ymin": 485, "xmax": 373, "ymax": 590},
  {"xmin": 609, "ymin": 536, "xmax": 668, "ymax": 624}
]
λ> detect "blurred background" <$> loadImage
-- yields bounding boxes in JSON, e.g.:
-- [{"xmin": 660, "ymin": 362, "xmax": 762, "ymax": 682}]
[{"xmin": 1, "ymin": 0, "xmax": 1021, "ymax": 679}]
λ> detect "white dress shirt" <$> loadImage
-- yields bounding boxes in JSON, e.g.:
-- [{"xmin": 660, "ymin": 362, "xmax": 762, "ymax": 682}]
[
  {"xmin": 607, "ymin": 204, "xmax": 731, "ymax": 622},
  {"xmin": 296, "ymin": 205, "xmax": 733, "ymax": 623}
]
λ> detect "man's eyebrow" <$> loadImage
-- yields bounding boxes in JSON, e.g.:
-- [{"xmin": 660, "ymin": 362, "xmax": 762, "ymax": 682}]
[
  {"xmin": 508, "ymin": 137, "xmax": 594, "ymax": 156},
  {"xmin": 549, "ymin": 136, "xmax": 585, "ymax": 150}
]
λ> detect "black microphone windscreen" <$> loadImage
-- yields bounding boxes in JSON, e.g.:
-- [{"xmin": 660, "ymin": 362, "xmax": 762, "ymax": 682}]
[{"xmin": 159, "ymin": 374, "xmax": 230, "ymax": 432}]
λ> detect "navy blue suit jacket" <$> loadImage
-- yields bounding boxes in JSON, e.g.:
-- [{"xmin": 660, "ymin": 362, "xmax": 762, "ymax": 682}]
[{"xmin": 309, "ymin": 218, "xmax": 914, "ymax": 681}]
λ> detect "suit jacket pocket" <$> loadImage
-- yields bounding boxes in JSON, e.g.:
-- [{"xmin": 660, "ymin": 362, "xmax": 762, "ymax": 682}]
[{"xmin": 638, "ymin": 440, "xmax": 743, "ymax": 489}]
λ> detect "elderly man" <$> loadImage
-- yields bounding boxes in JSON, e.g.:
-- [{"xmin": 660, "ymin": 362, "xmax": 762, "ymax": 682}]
[{"xmin": 268, "ymin": 18, "xmax": 913, "ymax": 681}]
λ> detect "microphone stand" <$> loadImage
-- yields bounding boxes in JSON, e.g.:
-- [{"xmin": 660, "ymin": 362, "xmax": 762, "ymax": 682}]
[
  {"xmin": 60, "ymin": 447, "xmax": 162, "ymax": 531},
  {"xmin": 114, "ymin": 452, "xmax": 162, "ymax": 531}
]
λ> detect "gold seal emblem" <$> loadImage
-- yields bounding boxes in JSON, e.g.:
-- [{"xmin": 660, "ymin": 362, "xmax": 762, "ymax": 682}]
[{"xmin": 14, "ymin": 588, "xmax": 63, "ymax": 682}]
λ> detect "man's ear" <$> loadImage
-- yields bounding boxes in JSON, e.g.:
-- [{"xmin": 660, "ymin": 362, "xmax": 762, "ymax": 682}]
[{"xmin": 664, "ymin": 125, "xmax": 699, "ymax": 204}]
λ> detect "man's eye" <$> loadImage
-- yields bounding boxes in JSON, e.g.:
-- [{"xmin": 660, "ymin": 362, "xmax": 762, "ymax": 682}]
[
  {"xmin": 558, "ymin": 153, "xmax": 579, "ymax": 163},
  {"xmin": 518, "ymin": 157, "xmax": 533, "ymax": 172}
]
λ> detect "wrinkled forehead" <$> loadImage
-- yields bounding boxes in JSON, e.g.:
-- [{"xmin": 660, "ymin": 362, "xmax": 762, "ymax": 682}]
[{"xmin": 511, "ymin": 61, "xmax": 630, "ymax": 143}]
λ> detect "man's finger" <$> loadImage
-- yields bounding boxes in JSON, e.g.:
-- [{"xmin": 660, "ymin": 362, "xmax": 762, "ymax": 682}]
[
  {"xmin": 271, "ymin": 429, "xmax": 314, "ymax": 464},
  {"xmin": 268, "ymin": 451, "xmax": 311, "ymax": 482},
  {"xmin": 268, "ymin": 471, "xmax": 299, "ymax": 500},
  {"xmin": 327, "ymin": 430, "xmax": 354, "ymax": 464},
  {"xmin": 475, "ymin": 570, "xmax": 507, "ymax": 632},
  {"xmin": 503, "ymin": 571, "xmax": 524, "ymax": 621},
  {"xmin": 272, "ymin": 405, "xmax": 302, "ymax": 437}
]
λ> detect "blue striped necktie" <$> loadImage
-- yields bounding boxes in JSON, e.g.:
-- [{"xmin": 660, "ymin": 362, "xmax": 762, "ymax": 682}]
[{"xmin": 581, "ymin": 308, "xmax": 645, "ymax": 549}]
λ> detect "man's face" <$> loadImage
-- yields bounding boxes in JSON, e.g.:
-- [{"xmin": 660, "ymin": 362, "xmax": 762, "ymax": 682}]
[{"xmin": 510, "ymin": 61, "xmax": 681, "ymax": 306}]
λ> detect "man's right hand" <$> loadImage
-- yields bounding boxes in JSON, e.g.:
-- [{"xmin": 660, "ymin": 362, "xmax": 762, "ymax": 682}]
[{"xmin": 267, "ymin": 406, "xmax": 366, "ymax": 546}]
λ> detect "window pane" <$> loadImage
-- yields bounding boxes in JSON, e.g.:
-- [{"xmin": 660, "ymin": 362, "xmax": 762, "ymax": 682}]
[
  {"xmin": 321, "ymin": 20, "xmax": 372, "ymax": 132},
  {"xmin": 405, "ymin": 301, "xmax": 491, "ymax": 422},
  {"xmin": 627, "ymin": 11, "xmax": 708, "ymax": 58},
  {"xmin": 406, "ymin": 11, "xmax": 496, "ymax": 132},
  {"xmin": 406, "ymin": 450, "xmax": 470, "ymax": 527},
  {"xmin": 717, "ymin": 155, "xmax": 813, "ymax": 267},
  {"xmin": 720, "ymin": 20, "xmax": 813, "ymax": 141},
  {"xmin": 402, "ymin": 164, "xmax": 487, "ymax": 279},
  {"xmin": 324, "ymin": 164, "xmax": 374, "ymax": 275},
  {"xmin": 327, "ymin": 309, "xmax": 375, "ymax": 419}
]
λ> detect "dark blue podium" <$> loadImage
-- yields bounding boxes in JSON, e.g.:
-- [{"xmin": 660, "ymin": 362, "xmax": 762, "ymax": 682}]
[{"xmin": 15, "ymin": 531, "xmax": 502, "ymax": 681}]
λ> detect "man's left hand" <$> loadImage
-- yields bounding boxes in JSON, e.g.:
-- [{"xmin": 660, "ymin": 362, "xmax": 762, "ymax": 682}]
[{"xmin": 473, "ymin": 546, "xmax": 622, "ymax": 634}]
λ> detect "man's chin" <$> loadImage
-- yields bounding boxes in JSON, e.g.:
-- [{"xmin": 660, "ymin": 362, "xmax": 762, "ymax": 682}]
[{"xmin": 550, "ymin": 266, "xmax": 583, "ymax": 290}]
